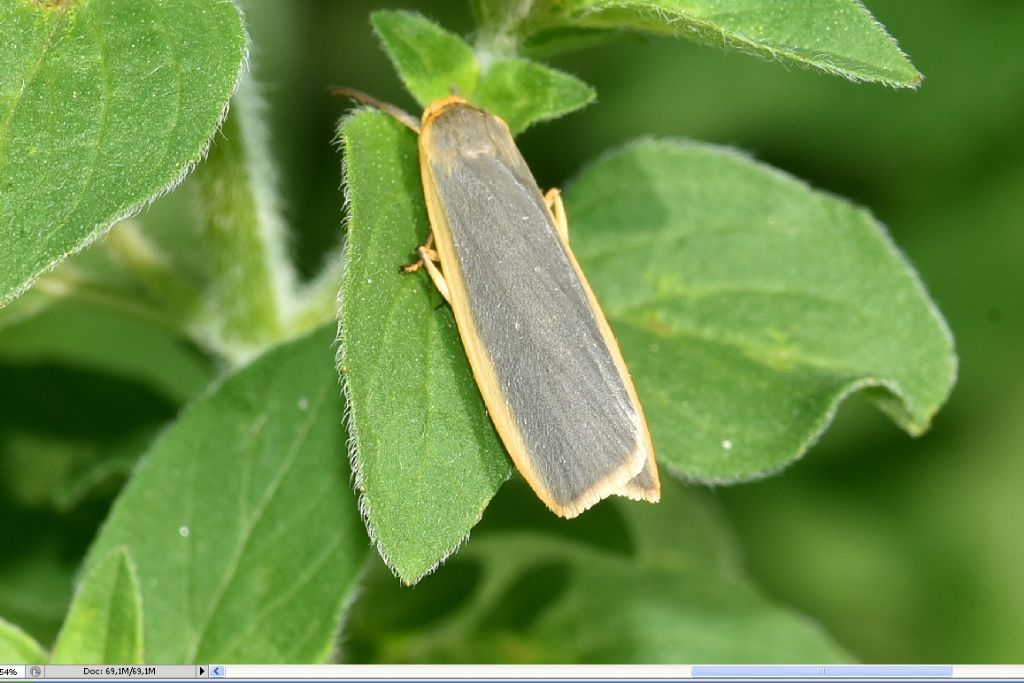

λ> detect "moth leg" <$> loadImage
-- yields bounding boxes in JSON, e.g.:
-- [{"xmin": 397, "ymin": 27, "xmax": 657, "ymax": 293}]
[
  {"xmin": 400, "ymin": 233, "xmax": 439, "ymax": 273},
  {"xmin": 544, "ymin": 188, "xmax": 569, "ymax": 244},
  {"xmin": 419, "ymin": 247, "xmax": 451, "ymax": 304},
  {"xmin": 401, "ymin": 233, "xmax": 451, "ymax": 304}
]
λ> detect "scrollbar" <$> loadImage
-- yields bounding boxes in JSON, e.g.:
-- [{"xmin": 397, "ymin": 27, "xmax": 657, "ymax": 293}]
[{"xmin": 692, "ymin": 665, "xmax": 954, "ymax": 677}]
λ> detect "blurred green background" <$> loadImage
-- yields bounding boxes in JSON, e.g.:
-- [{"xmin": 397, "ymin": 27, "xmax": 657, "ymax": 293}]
[{"xmin": 2, "ymin": 0, "xmax": 1021, "ymax": 663}]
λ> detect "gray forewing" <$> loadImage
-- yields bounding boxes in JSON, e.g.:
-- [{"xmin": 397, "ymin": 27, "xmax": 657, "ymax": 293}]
[{"xmin": 426, "ymin": 106, "xmax": 640, "ymax": 506}]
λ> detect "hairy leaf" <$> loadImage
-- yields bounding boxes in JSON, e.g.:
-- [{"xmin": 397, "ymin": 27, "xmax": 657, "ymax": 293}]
[
  {"xmin": 372, "ymin": 10, "xmax": 479, "ymax": 107},
  {"xmin": 0, "ymin": 0, "xmax": 247, "ymax": 305},
  {"xmin": 79, "ymin": 326, "xmax": 367, "ymax": 661},
  {"xmin": 370, "ymin": 10, "xmax": 593, "ymax": 134},
  {"xmin": 338, "ymin": 112, "xmax": 511, "ymax": 585},
  {"xmin": 482, "ymin": 0, "xmax": 922, "ymax": 87},
  {"xmin": 475, "ymin": 58, "xmax": 595, "ymax": 134}
]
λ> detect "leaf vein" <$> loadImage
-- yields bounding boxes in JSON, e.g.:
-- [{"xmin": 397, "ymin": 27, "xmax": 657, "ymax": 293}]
[
  {"xmin": 51, "ymin": 11, "xmax": 112, "ymax": 237},
  {"xmin": 215, "ymin": 516, "xmax": 345, "ymax": 659},
  {"xmin": 0, "ymin": 12, "xmax": 63, "ymax": 177},
  {"xmin": 183, "ymin": 379, "xmax": 332, "ymax": 660},
  {"xmin": 149, "ymin": 0, "xmax": 186, "ymax": 169}
]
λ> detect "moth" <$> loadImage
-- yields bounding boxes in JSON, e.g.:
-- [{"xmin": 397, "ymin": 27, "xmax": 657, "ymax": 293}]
[{"xmin": 336, "ymin": 89, "xmax": 659, "ymax": 517}]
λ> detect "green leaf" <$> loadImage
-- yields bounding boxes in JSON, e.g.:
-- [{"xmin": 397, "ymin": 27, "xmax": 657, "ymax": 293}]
[
  {"xmin": 475, "ymin": 59, "xmax": 595, "ymax": 135},
  {"xmin": 0, "ymin": 617, "xmax": 46, "ymax": 664},
  {"xmin": 565, "ymin": 139, "xmax": 955, "ymax": 481},
  {"xmin": 80, "ymin": 326, "xmax": 367, "ymax": 662},
  {"xmin": 503, "ymin": 0, "xmax": 922, "ymax": 87},
  {"xmin": 344, "ymin": 480, "xmax": 851, "ymax": 662},
  {"xmin": 371, "ymin": 10, "xmax": 479, "ymax": 108},
  {"xmin": 370, "ymin": 10, "xmax": 593, "ymax": 134},
  {"xmin": 338, "ymin": 111, "xmax": 511, "ymax": 585},
  {"xmin": 51, "ymin": 547, "xmax": 142, "ymax": 664},
  {"xmin": 0, "ymin": 0, "xmax": 247, "ymax": 306}
]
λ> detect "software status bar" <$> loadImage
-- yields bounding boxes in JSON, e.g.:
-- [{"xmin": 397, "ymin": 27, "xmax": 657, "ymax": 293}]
[{"xmin": 4, "ymin": 665, "xmax": 1024, "ymax": 680}]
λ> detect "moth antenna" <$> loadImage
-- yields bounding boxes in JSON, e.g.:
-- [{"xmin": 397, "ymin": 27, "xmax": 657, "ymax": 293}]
[{"xmin": 327, "ymin": 86, "xmax": 420, "ymax": 133}]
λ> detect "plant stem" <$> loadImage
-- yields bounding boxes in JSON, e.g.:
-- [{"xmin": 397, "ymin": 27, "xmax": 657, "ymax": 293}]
[
  {"xmin": 194, "ymin": 75, "xmax": 297, "ymax": 364},
  {"xmin": 288, "ymin": 247, "xmax": 345, "ymax": 335}
]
